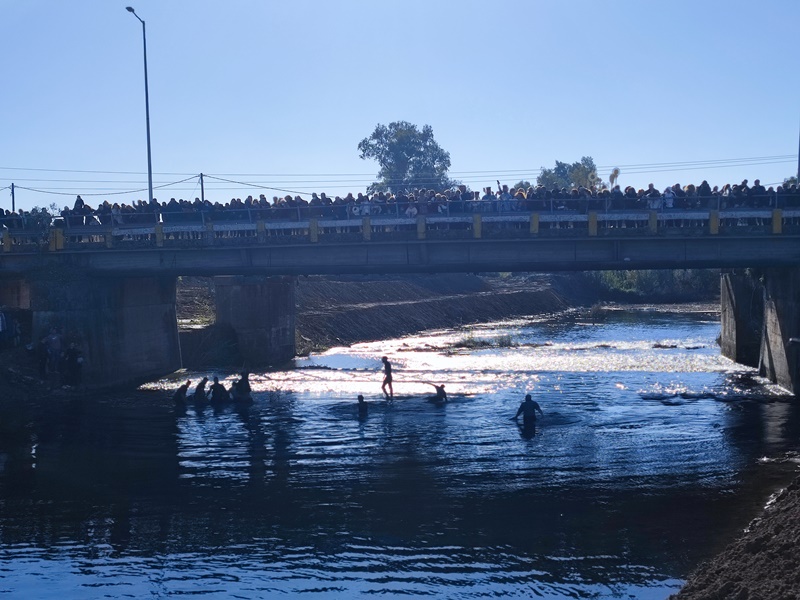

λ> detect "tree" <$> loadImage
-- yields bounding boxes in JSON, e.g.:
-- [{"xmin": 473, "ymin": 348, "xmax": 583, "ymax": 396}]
[
  {"xmin": 537, "ymin": 156, "xmax": 604, "ymax": 190},
  {"xmin": 358, "ymin": 121, "xmax": 453, "ymax": 193}
]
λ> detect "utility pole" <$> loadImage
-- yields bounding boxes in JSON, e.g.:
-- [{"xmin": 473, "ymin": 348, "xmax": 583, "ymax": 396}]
[
  {"xmin": 200, "ymin": 173, "xmax": 205, "ymax": 204},
  {"xmin": 10, "ymin": 183, "xmax": 14, "ymax": 212},
  {"xmin": 126, "ymin": 7, "xmax": 154, "ymax": 204}
]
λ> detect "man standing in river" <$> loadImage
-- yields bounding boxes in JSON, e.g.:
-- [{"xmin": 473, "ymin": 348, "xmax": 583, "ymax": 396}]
[
  {"xmin": 381, "ymin": 356, "xmax": 393, "ymax": 399},
  {"xmin": 513, "ymin": 394, "xmax": 543, "ymax": 427}
]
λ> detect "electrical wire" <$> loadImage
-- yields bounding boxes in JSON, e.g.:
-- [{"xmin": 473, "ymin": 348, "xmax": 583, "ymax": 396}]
[{"xmin": 15, "ymin": 175, "xmax": 198, "ymax": 197}]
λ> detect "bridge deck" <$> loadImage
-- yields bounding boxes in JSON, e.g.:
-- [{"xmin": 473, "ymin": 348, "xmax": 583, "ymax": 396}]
[{"xmin": 2, "ymin": 209, "xmax": 799, "ymax": 276}]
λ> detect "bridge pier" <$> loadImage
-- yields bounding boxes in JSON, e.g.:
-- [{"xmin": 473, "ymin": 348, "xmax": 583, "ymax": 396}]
[
  {"xmin": 758, "ymin": 268, "xmax": 800, "ymax": 395},
  {"xmin": 0, "ymin": 279, "xmax": 31, "ymax": 309},
  {"xmin": 720, "ymin": 270, "xmax": 762, "ymax": 368},
  {"xmin": 721, "ymin": 268, "xmax": 800, "ymax": 395},
  {"xmin": 213, "ymin": 276, "xmax": 296, "ymax": 367},
  {"xmin": 29, "ymin": 275, "xmax": 182, "ymax": 388}
]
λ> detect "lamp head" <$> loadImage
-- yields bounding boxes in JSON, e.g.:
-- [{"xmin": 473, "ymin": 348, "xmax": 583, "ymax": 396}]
[{"xmin": 126, "ymin": 6, "xmax": 135, "ymax": 13}]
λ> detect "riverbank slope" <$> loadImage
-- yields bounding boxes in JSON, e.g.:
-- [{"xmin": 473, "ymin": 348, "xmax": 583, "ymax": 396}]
[{"xmin": 670, "ymin": 475, "xmax": 800, "ymax": 600}]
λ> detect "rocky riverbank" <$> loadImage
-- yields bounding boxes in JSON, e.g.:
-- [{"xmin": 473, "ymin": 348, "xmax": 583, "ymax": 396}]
[{"xmin": 669, "ymin": 475, "xmax": 800, "ymax": 600}]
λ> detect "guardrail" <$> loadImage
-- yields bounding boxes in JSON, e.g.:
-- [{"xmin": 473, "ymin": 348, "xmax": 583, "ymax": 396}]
[{"xmin": 2, "ymin": 208, "xmax": 799, "ymax": 253}]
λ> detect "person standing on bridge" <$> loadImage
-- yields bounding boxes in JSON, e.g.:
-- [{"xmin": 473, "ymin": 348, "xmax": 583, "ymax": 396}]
[{"xmin": 381, "ymin": 356, "xmax": 394, "ymax": 400}]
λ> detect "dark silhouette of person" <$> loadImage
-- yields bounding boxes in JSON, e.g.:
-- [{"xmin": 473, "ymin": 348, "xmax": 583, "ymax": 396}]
[
  {"xmin": 208, "ymin": 376, "xmax": 230, "ymax": 404},
  {"xmin": 172, "ymin": 380, "xmax": 192, "ymax": 404},
  {"xmin": 231, "ymin": 371, "xmax": 252, "ymax": 403},
  {"xmin": 427, "ymin": 383, "xmax": 447, "ymax": 402},
  {"xmin": 381, "ymin": 356, "xmax": 393, "ymax": 399},
  {"xmin": 357, "ymin": 394, "xmax": 368, "ymax": 418},
  {"xmin": 513, "ymin": 394, "xmax": 543, "ymax": 427},
  {"xmin": 193, "ymin": 377, "xmax": 209, "ymax": 402},
  {"xmin": 63, "ymin": 342, "xmax": 83, "ymax": 387}
]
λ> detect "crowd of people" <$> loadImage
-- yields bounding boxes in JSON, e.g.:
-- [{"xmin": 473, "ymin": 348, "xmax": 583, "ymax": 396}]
[{"xmin": 1, "ymin": 178, "xmax": 798, "ymax": 231}]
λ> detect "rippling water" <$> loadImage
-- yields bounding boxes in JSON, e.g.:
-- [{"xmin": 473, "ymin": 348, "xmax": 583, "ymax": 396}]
[{"xmin": 1, "ymin": 305, "xmax": 799, "ymax": 599}]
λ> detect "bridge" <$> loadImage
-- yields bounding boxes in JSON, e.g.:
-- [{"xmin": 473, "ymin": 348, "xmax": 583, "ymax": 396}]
[{"xmin": 1, "ymin": 208, "xmax": 799, "ymax": 394}]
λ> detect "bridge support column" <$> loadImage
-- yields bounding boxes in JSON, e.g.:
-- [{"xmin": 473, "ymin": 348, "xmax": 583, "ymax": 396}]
[
  {"xmin": 720, "ymin": 270, "xmax": 762, "ymax": 368},
  {"xmin": 0, "ymin": 279, "xmax": 31, "ymax": 309},
  {"xmin": 30, "ymin": 275, "xmax": 182, "ymax": 388},
  {"xmin": 214, "ymin": 275, "xmax": 296, "ymax": 366},
  {"xmin": 758, "ymin": 268, "xmax": 800, "ymax": 395}
]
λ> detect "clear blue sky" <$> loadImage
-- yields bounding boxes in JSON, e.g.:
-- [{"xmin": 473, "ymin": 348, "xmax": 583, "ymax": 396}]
[{"xmin": 2, "ymin": 0, "xmax": 799, "ymax": 212}]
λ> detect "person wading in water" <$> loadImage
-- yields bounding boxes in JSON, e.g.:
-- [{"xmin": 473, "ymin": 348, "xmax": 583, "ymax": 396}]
[
  {"xmin": 381, "ymin": 356, "xmax": 393, "ymax": 400},
  {"xmin": 512, "ymin": 394, "xmax": 543, "ymax": 427}
]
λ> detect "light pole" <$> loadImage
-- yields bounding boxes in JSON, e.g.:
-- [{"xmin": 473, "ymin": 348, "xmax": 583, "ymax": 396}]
[{"xmin": 126, "ymin": 6, "xmax": 154, "ymax": 204}]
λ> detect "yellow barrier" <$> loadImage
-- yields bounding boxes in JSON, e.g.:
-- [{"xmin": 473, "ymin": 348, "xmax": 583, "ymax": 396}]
[
  {"xmin": 709, "ymin": 210, "xmax": 719, "ymax": 235},
  {"xmin": 530, "ymin": 213, "xmax": 539, "ymax": 235},
  {"xmin": 49, "ymin": 228, "xmax": 64, "ymax": 251},
  {"xmin": 772, "ymin": 209, "xmax": 782, "ymax": 235},
  {"xmin": 588, "ymin": 212, "xmax": 598, "ymax": 237}
]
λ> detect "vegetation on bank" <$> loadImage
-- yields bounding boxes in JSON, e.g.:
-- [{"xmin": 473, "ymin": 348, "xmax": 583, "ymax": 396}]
[{"xmin": 583, "ymin": 269, "xmax": 720, "ymax": 301}]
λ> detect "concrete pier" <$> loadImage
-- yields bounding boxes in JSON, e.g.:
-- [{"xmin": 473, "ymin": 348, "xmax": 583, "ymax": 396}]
[
  {"xmin": 214, "ymin": 276, "xmax": 296, "ymax": 367},
  {"xmin": 758, "ymin": 268, "xmax": 800, "ymax": 395},
  {"xmin": 721, "ymin": 268, "xmax": 800, "ymax": 395},
  {"xmin": 720, "ymin": 270, "xmax": 762, "ymax": 368},
  {"xmin": 29, "ymin": 275, "xmax": 182, "ymax": 388},
  {"xmin": 0, "ymin": 279, "xmax": 30, "ymax": 309}
]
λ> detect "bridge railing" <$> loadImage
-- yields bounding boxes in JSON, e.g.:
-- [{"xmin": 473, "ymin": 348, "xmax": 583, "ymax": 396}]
[{"xmin": 2, "ymin": 206, "xmax": 799, "ymax": 252}]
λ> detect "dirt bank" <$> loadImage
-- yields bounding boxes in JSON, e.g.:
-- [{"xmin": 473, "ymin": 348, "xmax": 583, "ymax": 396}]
[
  {"xmin": 293, "ymin": 273, "xmax": 578, "ymax": 354},
  {"xmin": 176, "ymin": 273, "xmax": 593, "ymax": 362},
  {"xmin": 670, "ymin": 475, "xmax": 800, "ymax": 600}
]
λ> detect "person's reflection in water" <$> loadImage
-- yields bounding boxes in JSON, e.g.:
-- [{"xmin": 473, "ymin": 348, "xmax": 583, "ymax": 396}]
[{"xmin": 517, "ymin": 420, "xmax": 537, "ymax": 440}]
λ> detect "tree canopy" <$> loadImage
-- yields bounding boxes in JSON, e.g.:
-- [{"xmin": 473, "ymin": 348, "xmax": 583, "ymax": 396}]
[
  {"xmin": 358, "ymin": 121, "xmax": 453, "ymax": 193},
  {"xmin": 537, "ymin": 156, "xmax": 603, "ymax": 190}
]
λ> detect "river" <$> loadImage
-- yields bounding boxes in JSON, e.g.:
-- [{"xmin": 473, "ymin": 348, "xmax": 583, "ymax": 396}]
[{"xmin": 1, "ymin": 304, "xmax": 798, "ymax": 599}]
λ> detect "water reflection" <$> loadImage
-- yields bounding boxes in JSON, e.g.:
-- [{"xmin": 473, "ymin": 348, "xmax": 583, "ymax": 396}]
[{"xmin": 1, "ymin": 306, "xmax": 799, "ymax": 598}]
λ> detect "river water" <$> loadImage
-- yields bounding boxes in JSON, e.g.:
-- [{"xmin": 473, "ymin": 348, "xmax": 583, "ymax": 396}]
[{"xmin": 1, "ymin": 305, "xmax": 799, "ymax": 599}]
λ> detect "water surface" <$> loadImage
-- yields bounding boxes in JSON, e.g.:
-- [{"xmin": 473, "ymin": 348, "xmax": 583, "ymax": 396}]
[{"xmin": 1, "ymin": 305, "xmax": 798, "ymax": 599}]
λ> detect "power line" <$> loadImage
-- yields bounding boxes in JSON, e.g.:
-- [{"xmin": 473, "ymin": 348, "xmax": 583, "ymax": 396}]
[
  {"xmin": 0, "ymin": 154, "xmax": 795, "ymax": 179},
  {"xmin": 15, "ymin": 175, "xmax": 198, "ymax": 197}
]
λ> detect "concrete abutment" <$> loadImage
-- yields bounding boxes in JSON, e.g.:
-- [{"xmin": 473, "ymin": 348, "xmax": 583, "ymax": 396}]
[
  {"xmin": 721, "ymin": 268, "xmax": 800, "ymax": 395},
  {"xmin": 28, "ymin": 274, "xmax": 182, "ymax": 388},
  {"xmin": 213, "ymin": 276, "xmax": 296, "ymax": 367}
]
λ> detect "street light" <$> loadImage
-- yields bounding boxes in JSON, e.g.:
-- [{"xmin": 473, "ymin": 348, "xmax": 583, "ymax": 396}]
[{"xmin": 126, "ymin": 6, "xmax": 154, "ymax": 205}]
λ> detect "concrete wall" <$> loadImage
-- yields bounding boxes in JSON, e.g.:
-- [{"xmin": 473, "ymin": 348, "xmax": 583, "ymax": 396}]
[
  {"xmin": 720, "ymin": 270, "xmax": 762, "ymax": 368},
  {"xmin": 214, "ymin": 276, "xmax": 296, "ymax": 367},
  {"xmin": 759, "ymin": 268, "xmax": 800, "ymax": 395},
  {"xmin": 30, "ymin": 275, "xmax": 182, "ymax": 388},
  {"xmin": 0, "ymin": 279, "xmax": 31, "ymax": 309}
]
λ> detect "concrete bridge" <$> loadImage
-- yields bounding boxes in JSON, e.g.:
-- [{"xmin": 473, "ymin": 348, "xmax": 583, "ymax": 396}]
[{"xmin": 1, "ymin": 208, "xmax": 799, "ymax": 393}]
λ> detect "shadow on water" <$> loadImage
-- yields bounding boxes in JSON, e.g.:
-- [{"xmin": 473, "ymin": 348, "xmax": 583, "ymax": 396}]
[{"xmin": 1, "ymin": 307, "xmax": 799, "ymax": 598}]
